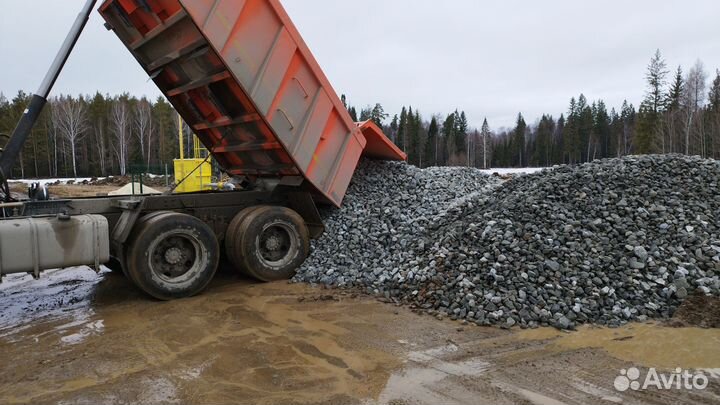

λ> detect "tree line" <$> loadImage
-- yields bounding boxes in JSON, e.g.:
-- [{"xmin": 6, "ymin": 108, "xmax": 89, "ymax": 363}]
[
  {"xmin": 347, "ymin": 50, "xmax": 720, "ymax": 169},
  {"xmin": 0, "ymin": 92, "xmax": 192, "ymax": 179},
  {"xmin": 1, "ymin": 49, "xmax": 719, "ymax": 180}
]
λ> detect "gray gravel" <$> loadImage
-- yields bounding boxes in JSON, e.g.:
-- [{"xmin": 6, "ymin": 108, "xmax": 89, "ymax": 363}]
[
  {"xmin": 294, "ymin": 155, "xmax": 720, "ymax": 330},
  {"xmin": 296, "ymin": 159, "xmax": 500, "ymax": 287}
]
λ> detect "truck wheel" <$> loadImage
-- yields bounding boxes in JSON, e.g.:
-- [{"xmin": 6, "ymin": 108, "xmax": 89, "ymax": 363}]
[
  {"xmin": 124, "ymin": 211, "xmax": 174, "ymax": 285},
  {"xmin": 224, "ymin": 206, "xmax": 262, "ymax": 273},
  {"xmin": 228, "ymin": 206, "xmax": 310, "ymax": 282},
  {"xmin": 126, "ymin": 212, "xmax": 219, "ymax": 300}
]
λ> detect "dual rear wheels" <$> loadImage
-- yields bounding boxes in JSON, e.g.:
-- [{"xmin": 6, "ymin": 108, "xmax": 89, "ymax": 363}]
[
  {"xmin": 124, "ymin": 206, "xmax": 310, "ymax": 300},
  {"xmin": 225, "ymin": 206, "xmax": 310, "ymax": 282}
]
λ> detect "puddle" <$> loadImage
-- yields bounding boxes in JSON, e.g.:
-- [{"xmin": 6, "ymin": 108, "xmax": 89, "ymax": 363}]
[
  {"xmin": 1, "ymin": 267, "xmax": 719, "ymax": 405},
  {"xmin": 0, "ymin": 267, "xmax": 107, "ymax": 340},
  {"xmin": 518, "ymin": 323, "xmax": 720, "ymax": 369},
  {"xmin": 378, "ymin": 344, "xmax": 490, "ymax": 405},
  {"xmin": 60, "ymin": 320, "xmax": 104, "ymax": 345},
  {"xmin": 0, "ymin": 270, "xmax": 406, "ymax": 405}
]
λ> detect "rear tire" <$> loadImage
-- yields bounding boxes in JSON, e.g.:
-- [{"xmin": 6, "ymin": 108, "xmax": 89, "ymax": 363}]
[
  {"xmin": 126, "ymin": 212, "xmax": 219, "ymax": 300},
  {"xmin": 124, "ymin": 211, "xmax": 174, "ymax": 285},
  {"xmin": 224, "ymin": 206, "xmax": 263, "ymax": 274},
  {"xmin": 227, "ymin": 206, "xmax": 310, "ymax": 282}
]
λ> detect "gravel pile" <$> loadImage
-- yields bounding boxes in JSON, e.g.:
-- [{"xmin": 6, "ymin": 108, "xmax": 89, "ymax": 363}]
[
  {"xmin": 296, "ymin": 159, "xmax": 500, "ymax": 286},
  {"xmin": 295, "ymin": 155, "xmax": 720, "ymax": 329}
]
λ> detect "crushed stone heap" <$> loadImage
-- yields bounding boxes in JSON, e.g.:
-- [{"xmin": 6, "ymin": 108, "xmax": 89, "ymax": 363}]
[{"xmin": 294, "ymin": 155, "xmax": 720, "ymax": 329}]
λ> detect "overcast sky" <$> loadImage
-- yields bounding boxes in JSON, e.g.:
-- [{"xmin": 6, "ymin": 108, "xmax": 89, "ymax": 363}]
[{"xmin": 1, "ymin": 0, "xmax": 719, "ymax": 129}]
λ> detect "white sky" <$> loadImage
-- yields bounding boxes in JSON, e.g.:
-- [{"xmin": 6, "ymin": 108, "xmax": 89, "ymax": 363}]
[{"xmin": 1, "ymin": 0, "xmax": 719, "ymax": 129}]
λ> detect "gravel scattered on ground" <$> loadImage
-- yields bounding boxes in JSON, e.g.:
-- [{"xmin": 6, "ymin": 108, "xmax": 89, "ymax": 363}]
[{"xmin": 295, "ymin": 155, "xmax": 720, "ymax": 330}]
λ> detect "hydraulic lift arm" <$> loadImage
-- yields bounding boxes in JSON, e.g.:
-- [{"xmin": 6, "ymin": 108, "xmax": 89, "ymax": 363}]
[{"xmin": 0, "ymin": 0, "xmax": 97, "ymax": 201}]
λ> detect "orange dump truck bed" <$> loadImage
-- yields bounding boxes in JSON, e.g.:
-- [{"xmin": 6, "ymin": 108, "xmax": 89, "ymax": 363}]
[{"xmin": 98, "ymin": 0, "xmax": 406, "ymax": 207}]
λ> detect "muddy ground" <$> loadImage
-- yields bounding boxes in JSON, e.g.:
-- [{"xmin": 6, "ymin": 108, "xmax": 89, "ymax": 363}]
[{"xmin": 0, "ymin": 266, "xmax": 719, "ymax": 405}]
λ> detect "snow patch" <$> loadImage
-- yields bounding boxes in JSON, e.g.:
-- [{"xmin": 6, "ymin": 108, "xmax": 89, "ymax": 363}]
[
  {"xmin": 479, "ymin": 167, "xmax": 547, "ymax": 176},
  {"xmin": 9, "ymin": 177, "xmax": 105, "ymax": 186}
]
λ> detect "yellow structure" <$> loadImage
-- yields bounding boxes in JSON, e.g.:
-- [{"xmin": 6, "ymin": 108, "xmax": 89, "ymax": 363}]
[
  {"xmin": 173, "ymin": 159, "xmax": 212, "ymax": 193},
  {"xmin": 174, "ymin": 115, "xmax": 212, "ymax": 193}
]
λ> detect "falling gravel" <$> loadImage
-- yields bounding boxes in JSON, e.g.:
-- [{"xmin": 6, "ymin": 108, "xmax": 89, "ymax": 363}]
[{"xmin": 294, "ymin": 155, "xmax": 720, "ymax": 330}]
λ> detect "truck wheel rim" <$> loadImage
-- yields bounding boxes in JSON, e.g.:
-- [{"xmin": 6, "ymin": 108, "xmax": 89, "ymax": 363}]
[
  {"xmin": 256, "ymin": 221, "xmax": 298, "ymax": 269},
  {"xmin": 148, "ymin": 230, "xmax": 207, "ymax": 284}
]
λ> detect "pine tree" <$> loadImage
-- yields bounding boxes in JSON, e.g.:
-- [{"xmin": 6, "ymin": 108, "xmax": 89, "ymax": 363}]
[
  {"xmin": 577, "ymin": 95, "xmax": 594, "ymax": 162},
  {"xmin": 533, "ymin": 115, "xmax": 554, "ymax": 167},
  {"xmin": 406, "ymin": 106, "xmax": 417, "ymax": 165},
  {"xmin": 708, "ymin": 70, "xmax": 720, "ymax": 158},
  {"xmin": 443, "ymin": 113, "xmax": 457, "ymax": 164},
  {"xmin": 636, "ymin": 50, "xmax": 668, "ymax": 154},
  {"xmin": 563, "ymin": 98, "xmax": 578, "ymax": 163},
  {"xmin": 413, "ymin": 110, "xmax": 424, "ymax": 167},
  {"xmin": 645, "ymin": 49, "xmax": 669, "ymax": 114},
  {"xmin": 554, "ymin": 114, "xmax": 565, "ymax": 163},
  {"xmin": 397, "ymin": 107, "xmax": 408, "ymax": 152},
  {"xmin": 511, "ymin": 113, "xmax": 526, "ymax": 167},
  {"xmin": 370, "ymin": 103, "xmax": 388, "ymax": 126},
  {"xmin": 480, "ymin": 118, "xmax": 491, "ymax": 169},
  {"xmin": 635, "ymin": 103, "xmax": 656, "ymax": 154},
  {"xmin": 620, "ymin": 101, "xmax": 636, "ymax": 156},
  {"xmin": 708, "ymin": 69, "xmax": 720, "ymax": 112},
  {"xmin": 456, "ymin": 110, "xmax": 468, "ymax": 157},
  {"xmin": 389, "ymin": 114, "xmax": 399, "ymax": 145},
  {"xmin": 609, "ymin": 108, "xmax": 621, "ymax": 157},
  {"xmin": 424, "ymin": 116, "xmax": 438, "ymax": 167},
  {"xmin": 594, "ymin": 100, "xmax": 611, "ymax": 159},
  {"xmin": 667, "ymin": 66, "xmax": 684, "ymax": 110},
  {"xmin": 359, "ymin": 106, "xmax": 371, "ymax": 121},
  {"xmin": 153, "ymin": 96, "xmax": 177, "ymax": 168}
]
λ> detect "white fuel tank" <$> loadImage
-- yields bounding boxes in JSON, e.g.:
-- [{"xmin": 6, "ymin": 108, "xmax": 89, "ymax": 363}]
[{"xmin": 0, "ymin": 215, "xmax": 110, "ymax": 277}]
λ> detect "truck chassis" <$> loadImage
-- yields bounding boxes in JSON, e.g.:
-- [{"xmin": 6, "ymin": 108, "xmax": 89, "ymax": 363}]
[{"xmin": 0, "ymin": 187, "xmax": 323, "ymax": 299}]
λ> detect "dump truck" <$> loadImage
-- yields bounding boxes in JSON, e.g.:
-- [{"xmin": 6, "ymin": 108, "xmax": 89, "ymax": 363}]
[{"xmin": 0, "ymin": 0, "xmax": 406, "ymax": 300}]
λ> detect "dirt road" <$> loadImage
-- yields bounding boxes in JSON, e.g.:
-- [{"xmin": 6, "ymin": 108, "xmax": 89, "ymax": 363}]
[{"xmin": 0, "ymin": 268, "xmax": 719, "ymax": 405}]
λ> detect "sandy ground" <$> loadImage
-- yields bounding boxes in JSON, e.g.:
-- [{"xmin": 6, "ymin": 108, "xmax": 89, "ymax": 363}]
[
  {"xmin": 1, "ymin": 266, "xmax": 719, "ymax": 405},
  {"xmin": 9, "ymin": 182, "xmax": 169, "ymax": 198},
  {"xmin": 9, "ymin": 182, "xmax": 121, "ymax": 198}
]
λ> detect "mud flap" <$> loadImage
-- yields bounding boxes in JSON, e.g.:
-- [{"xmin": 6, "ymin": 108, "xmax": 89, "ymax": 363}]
[{"xmin": 110, "ymin": 198, "xmax": 146, "ymax": 268}]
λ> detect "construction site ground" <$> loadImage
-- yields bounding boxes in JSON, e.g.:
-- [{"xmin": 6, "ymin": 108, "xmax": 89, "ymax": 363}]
[
  {"xmin": 0, "ymin": 264, "xmax": 719, "ymax": 405},
  {"xmin": 2, "ymin": 180, "xmax": 720, "ymax": 404}
]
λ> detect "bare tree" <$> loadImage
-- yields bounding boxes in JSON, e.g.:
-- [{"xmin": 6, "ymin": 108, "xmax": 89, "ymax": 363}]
[
  {"xmin": 94, "ymin": 119, "xmax": 108, "ymax": 176},
  {"xmin": 483, "ymin": 129, "xmax": 489, "ymax": 169},
  {"xmin": 134, "ymin": 98, "xmax": 154, "ymax": 171},
  {"xmin": 684, "ymin": 60, "xmax": 707, "ymax": 155},
  {"xmin": 51, "ymin": 95, "xmax": 89, "ymax": 178},
  {"xmin": 111, "ymin": 98, "xmax": 131, "ymax": 176}
]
